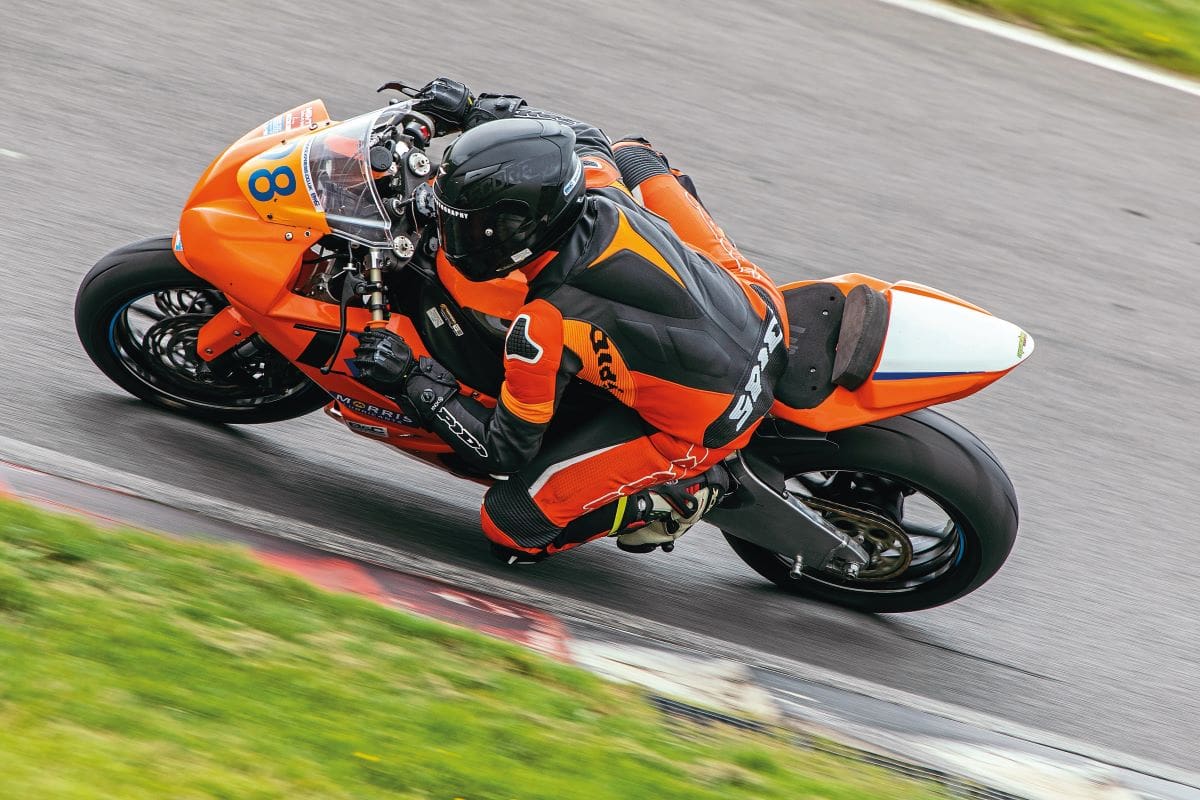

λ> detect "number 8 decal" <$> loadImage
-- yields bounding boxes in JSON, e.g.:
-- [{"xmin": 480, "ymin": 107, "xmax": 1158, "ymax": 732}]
[{"xmin": 248, "ymin": 166, "xmax": 296, "ymax": 201}]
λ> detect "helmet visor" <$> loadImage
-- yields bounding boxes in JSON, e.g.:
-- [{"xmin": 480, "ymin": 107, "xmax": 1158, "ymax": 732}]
[{"xmin": 435, "ymin": 195, "xmax": 538, "ymax": 265}]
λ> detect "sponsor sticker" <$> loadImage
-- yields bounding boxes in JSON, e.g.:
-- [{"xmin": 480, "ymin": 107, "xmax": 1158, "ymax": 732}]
[
  {"xmin": 562, "ymin": 158, "xmax": 582, "ymax": 195},
  {"xmin": 433, "ymin": 194, "xmax": 468, "ymax": 219},
  {"xmin": 333, "ymin": 392, "xmax": 417, "ymax": 427},
  {"xmin": 436, "ymin": 406, "xmax": 488, "ymax": 458},
  {"xmin": 1017, "ymin": 331, "xmax": 1028, "ymax": 358},
  {"xmin": 728, "ymin": 308, "xmax": 785, "ymax": 432},
  {"xmin": 589, "ymin": 325, "xmax": 622, "ymax": 394},
  {"xmin": 173, "ymin": 231, "xmax": 184, "ymax": 252},
  {"xmin": 301, "ymin": 137, "xmax": 323, "ymax": 212},
  {"xmin": 346, "ymin": 420, "xmax": 389, "ymax": 439},
  {"xmin": 438, "ymin": 304, "xmax": 465, "ymax": 337}
]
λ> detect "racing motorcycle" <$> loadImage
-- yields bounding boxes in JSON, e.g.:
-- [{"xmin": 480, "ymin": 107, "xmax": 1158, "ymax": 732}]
[{"xmin": 74, "ymin": 91, "xmax": 1034, "ymax": 613}]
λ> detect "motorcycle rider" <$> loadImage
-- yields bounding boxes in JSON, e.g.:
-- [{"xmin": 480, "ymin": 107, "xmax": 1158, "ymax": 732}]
[{"xmin": 353, "ymin": 78, "xmax": 789, "ymax": 563}]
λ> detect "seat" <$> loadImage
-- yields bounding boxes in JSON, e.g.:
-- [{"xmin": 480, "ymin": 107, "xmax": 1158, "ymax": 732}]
[{"xmin": 774, "ymin": 283, "xmax": 889, "ymax": 410}]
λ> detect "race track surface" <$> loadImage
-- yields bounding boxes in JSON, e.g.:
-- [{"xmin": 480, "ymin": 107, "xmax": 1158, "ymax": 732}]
[{"xmin": 3, "ymin": 0, "xmax": 1198, "ymax": 768}]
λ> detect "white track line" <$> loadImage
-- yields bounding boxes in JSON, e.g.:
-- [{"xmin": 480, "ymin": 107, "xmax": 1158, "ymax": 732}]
[{"xmin": 875, "ymin": 0, "xmax": 1200, "ymax": 98}]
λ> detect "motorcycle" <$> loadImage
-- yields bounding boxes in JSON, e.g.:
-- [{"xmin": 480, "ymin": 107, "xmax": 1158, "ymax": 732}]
[{"xmin": 74, "ymin": 92, "xmax": 1034, "ymax": 613}]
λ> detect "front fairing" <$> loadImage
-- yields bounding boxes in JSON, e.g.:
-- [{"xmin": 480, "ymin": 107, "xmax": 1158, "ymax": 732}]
[{"xmin": 236, "ymin": 108, "xmax": 395, "ymax": 246}]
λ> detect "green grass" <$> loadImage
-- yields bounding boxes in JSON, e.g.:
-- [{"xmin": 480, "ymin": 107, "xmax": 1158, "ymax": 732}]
[
  {"xmin": 0, "ymin": 499, "xmax": 945, "ymax": 799},
  {"xmin": 948, "ymin": 0, "xmax": 1200, "ymax": 76}
]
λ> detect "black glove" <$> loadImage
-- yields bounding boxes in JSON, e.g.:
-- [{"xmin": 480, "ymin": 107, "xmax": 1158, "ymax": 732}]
[
  {"xmin": 352, "ymin": 329, "xmax": 414, "ymax": 393},
  {"xmin": 464, "ymin": 93, "xmax": 528, "ymax": 128},
  {"xmin": 413, "ymin": 77, "xmax": 475, "ymax": 136}
]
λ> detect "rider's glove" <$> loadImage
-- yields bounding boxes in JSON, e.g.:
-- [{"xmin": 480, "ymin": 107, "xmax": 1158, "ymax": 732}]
[
  {"xmin": 413, "ymin": 77, "xmax": 475, "ymax": 136},
  {"xmin": 352, "ymin": 329, "xmax": 414, "ymax": 393},
  {"xmin": 464, "ymin": 93, "xmax": 528, "ymax": 128}
]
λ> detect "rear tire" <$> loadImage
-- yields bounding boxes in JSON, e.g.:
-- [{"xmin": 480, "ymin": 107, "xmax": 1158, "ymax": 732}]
[
  {"xmin": 74, "ymin": 237, "xmax": 330, "ymax": 424},
  {"xmin": 724, "ymin": 410, "xmax": 1017, "ymax": 613}
]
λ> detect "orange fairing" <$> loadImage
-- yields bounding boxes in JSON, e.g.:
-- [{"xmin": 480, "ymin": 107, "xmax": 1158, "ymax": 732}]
[
  {"xmin": 177, "ymin": 104, "xmax": 339, "ymax": 315},
  {"xmin": 769, "ymin": 274, "xmax": 1028, "ymax": 432}
]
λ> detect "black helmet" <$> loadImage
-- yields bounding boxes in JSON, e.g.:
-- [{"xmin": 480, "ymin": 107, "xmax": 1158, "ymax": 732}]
[{"xmin": 433, "ymin": 117, "xmax": 585, "ymax": 281}]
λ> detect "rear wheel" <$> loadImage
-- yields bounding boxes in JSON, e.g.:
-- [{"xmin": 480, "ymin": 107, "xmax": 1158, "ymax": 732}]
[
  {"xmin": 74, "ymin": 237, "xmax": 329, "ymax": 424},
  {"xmin": 723, "ymin": 410, "xmax": 1018, "ymax": 613}
]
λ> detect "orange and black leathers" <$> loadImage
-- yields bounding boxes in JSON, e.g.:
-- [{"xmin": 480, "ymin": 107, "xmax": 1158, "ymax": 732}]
[{"xmin": 407, "ymin": 99, "xmax": 788, "ymax": 479}]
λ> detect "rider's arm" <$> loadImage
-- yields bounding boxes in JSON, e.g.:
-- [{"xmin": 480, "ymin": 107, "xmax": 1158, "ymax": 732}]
[{"xmin": 404, "ymin": 300, "xmax": 579, "ymax": 474}]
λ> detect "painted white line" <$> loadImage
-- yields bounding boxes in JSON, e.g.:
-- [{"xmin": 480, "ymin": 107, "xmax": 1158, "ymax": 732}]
[
  {"xmin": 1, "ymin": 432, "xmax": 1198, "ymax": 790},
  {"xmin": 0, "ymin": 148, "xmax": 28, "ymax": 160},
  {"xmin": 874, "ymin": 0, "xmax": 1200, "ymax": 98}
]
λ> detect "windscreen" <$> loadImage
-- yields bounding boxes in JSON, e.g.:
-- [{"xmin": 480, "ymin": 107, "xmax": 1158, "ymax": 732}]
[{"xmin": 301, "ymin": 109, "xmax": 392, "ymax": 246}]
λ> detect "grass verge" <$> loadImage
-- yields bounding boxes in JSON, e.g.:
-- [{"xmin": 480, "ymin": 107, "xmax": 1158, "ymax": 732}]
[
  {"xmin": 947, "ymin": 0, "xmax": 1200, "ymax": 77},
  {"xmin": 0, "ymin": 499, "xmax": 944, "ymax": 799}
]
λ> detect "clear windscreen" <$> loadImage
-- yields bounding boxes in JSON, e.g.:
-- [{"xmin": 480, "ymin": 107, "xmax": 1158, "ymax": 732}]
[{"xmin": 301, "ymin": 109, "xmax": 392, "ymax": 246}]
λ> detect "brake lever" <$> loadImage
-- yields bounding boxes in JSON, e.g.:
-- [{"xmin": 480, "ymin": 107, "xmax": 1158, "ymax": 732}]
[
  {"xmin": 377, "ymin": 80, "xmax": 424, "ymax": 97},
  {"xmin": 320, "ymin": 271, "xmax": 382, "ymax": 375}
]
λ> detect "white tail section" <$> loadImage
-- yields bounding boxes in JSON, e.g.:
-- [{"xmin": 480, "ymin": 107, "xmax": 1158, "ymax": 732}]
[{"xmin": 874, "ymin": 289, "xmax": 1034, "ymax": 380}]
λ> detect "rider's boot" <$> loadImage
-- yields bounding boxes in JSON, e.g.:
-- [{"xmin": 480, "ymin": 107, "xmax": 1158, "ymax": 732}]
[{"xmin": 614, "ymin": 463, "xmax": 731, "ymax": 553}]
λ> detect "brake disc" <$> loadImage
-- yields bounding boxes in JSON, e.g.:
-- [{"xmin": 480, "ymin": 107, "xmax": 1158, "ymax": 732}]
[{"xmin": 796, "ymin": 495, "xmax": 913, "ymax": 580}]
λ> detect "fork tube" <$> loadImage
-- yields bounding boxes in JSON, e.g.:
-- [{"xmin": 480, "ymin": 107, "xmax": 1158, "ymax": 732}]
[{"xmin": 366, "ymin": 249, "xmax": 387, "ymax": 328}]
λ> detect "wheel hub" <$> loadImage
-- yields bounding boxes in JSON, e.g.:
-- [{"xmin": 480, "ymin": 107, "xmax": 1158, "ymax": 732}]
[{"xmin": 798, "ymin": 495, "xmax": 913, "ymax": 580}]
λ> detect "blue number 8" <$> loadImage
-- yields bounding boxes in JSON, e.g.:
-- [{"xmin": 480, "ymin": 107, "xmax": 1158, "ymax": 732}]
[{"xmin": 248, "ymin": 166, "xmax": 296, "ymax": 201}]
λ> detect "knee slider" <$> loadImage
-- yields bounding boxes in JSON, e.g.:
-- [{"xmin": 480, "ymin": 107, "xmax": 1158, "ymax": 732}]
[{"xmin": 482, "ymin": 479, "xmax": 562, "ymax": 551}]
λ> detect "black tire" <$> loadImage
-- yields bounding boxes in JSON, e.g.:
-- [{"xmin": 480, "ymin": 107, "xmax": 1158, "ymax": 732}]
[
  {"xmin": 74, "ymin": 236, "xmax": 330, "ymax": 424},
  {"xmin": 723, "ymin": 410, "xmax": 1018, "ymax": 613}
]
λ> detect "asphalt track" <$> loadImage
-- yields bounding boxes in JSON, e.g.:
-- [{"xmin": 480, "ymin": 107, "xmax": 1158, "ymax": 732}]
[{"xmin": 3, "ymin": 0, "xmax": 1199, "ymax": 772}]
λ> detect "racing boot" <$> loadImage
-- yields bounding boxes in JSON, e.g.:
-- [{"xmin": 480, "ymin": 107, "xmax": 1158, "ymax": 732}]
[{"xmin": 614, "ymin": 463, "xmax": 731, "ymax": 553}]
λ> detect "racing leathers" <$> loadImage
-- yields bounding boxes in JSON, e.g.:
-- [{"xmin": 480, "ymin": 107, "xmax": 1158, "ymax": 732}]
[{"xmin": 368, "ymin": 96, "xmax": 789, "ymax": 557}]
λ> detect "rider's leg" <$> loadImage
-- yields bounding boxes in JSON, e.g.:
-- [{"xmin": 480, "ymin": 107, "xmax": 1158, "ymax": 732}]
[{"xmin": 479, "ymin": 399, "xmax": 732, "ymax": 561}]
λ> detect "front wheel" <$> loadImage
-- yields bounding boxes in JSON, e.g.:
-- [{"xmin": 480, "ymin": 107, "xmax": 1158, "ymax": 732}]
[
  {"xmin": 723, "ymin": 410, "xmax": 1018, "ymax": 613},
  {"xmin": 74, "ymin": 237, "xmax": 330, "ymax": 424}
]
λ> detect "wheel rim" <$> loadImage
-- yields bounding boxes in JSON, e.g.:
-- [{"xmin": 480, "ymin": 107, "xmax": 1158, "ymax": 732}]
[
  {"xmin": 780, "ymin": 470, "xmax": 968, "ymax": 594},
  {"xmin": 106, "ymin": 288, "xmax": 315, "ymax": 411}
]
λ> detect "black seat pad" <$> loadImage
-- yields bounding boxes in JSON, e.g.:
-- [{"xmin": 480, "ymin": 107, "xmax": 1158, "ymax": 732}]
[
  {"xmin": 774, "ymin": 283, "xmax": 844, "ymax": 410},
  {"xmin": 775, "ymin": 283, "xmax": 889, "ymax": 410}
]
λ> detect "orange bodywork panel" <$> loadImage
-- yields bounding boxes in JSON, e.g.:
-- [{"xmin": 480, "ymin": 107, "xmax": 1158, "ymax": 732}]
[
  {"xmin": 196, "ymin": 305, "xmax": 253, "ymax": 362},
  {"xmin": 177, "ymin": 105, "xmax": 341, "ymax": 316}
]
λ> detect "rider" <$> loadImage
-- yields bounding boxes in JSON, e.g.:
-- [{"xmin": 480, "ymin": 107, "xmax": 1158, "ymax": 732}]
[{"xmin": 353, "ymin": 78, "xmax": 789, "ymax": 563}]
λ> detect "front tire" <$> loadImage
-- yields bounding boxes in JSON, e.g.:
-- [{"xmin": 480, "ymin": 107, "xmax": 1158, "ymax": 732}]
[
  {"xmin": 724, "ymin": 410, "xmax": 1018, "ymax": 613},
  {"xmin": 74, "ymin": 237, "xmax": 330, "ymax": 424}
]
